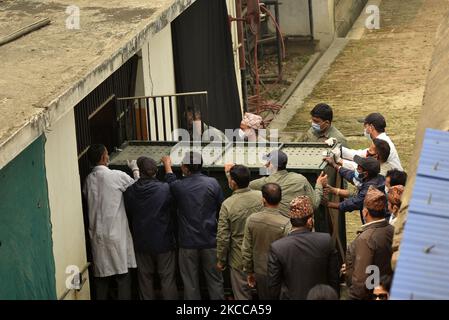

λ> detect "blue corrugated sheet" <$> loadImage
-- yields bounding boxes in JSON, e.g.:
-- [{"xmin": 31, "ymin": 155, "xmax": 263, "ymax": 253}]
[{"xmin": 391, "ymin": 128, "xmax": 449, "ymax": 300}]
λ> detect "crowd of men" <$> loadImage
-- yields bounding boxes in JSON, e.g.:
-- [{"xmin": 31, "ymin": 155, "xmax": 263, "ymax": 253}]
[{"xmin": 83, "ymin": 103, "xmax": 407, "ymax": 300}]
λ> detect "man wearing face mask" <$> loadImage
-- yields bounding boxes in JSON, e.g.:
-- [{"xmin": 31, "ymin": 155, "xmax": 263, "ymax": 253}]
[
  {"xmin": 342, "ymin": 113, "xmax": 403, "ymax": 171},
  {"xmin": 267, "ymin": 196, "xmax": 340, "ymax": 300},
  {"xmin": 237, "ymin": 112, "xmax": 266, "ymax": 142},
  {"xmin": 216, "ymin": 164, "xmax": 263, "ymax": 300},
  {"xmin": 324, "ymin": 155, "xmax": 386, "ymax": 224},
  {"xmin": 339, "ymin": 138, "xmax": 393, "ymax": 177},
  {"xmin": 301, "ymin": 103, "xmax": 347, "ymax": 147},
  {"xmin": 249, "ymin": 150, "xmax": 327, "ymax": 217}
]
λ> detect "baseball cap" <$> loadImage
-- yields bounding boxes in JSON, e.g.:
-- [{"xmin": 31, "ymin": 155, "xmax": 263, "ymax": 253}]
[{"xmin": 354, "ymin": 155, "xmax": 380, "ymax": 175}]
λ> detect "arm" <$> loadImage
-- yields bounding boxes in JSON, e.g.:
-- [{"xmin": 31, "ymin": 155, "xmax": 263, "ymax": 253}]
[
  {"xmin": 348, "ymin": 238, "xmax": 374, "ymax": 300},
  {"xmin": 162, "ymin": 156, "xmax": 177, "ymax": 184},
  {"xmin": 342, "ymin": 146, "xmax": 368, "ymax": 161},
  {"xmin": 216, "ymin": 204, "xmax": 230, "ymax": 268},
  {"xmin": 338, "ymin": 184, "xmax": 368, "ymax": 214},
  {"xmin": 249, "ymin": 176, "xmax": 267, "ymax": 191},
  {"xmin": 267, "ymin": 245, "xmax": 282, "ymax": 299},
  {"xmin": 241, "ymin": 219, "xmax": 254, "ymax": 274}
]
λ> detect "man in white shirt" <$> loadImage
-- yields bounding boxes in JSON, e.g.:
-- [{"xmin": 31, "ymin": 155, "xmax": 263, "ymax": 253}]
[
  {"xmin": 341, "ymin": 113, "xmax": 403, "ymax": 171},
  {"xmin": 83, "ymin": 144, "xmax": 139, "ymax": 300}
]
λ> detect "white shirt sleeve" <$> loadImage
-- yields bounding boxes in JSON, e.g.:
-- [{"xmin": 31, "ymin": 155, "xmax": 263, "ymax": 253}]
[{"xmin": 342, "ymin": 146, "xmax": 367, "ymax": 161}]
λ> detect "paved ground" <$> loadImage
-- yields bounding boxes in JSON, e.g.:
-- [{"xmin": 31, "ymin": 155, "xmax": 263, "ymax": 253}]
[{"xmin": 282, "ymin": 0, "xmax": 449, "ymax": 243}]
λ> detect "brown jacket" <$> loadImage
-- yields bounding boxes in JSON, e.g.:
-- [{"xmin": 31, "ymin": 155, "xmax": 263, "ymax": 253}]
[
  {"xmin": 241, "ymin": 207, "xmax": 291, "ymax": 275},
  {"xmin": 346, "ymin": 219, "xmax": 394, "ymax": 300}
]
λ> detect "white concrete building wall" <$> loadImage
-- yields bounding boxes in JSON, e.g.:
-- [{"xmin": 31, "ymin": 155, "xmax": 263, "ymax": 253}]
[
  {"xmin": 45, "ymin": 109, "xmax": 90, "ymax": 300},
  {"xmin": 270, "ymin": 0, "xmax": 311, "ymax": 36}
]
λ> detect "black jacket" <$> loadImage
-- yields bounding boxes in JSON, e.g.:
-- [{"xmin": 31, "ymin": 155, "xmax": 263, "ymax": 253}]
[
  {"xmin": 268, "ymin": 228, "xmax": 340, "ymax": 300},
  {"xmin": 124, "ymin": 177, "xmax": 175, "ymax": 254},
  {"xmin": 166, "ymin": 172, "xmax": 224, "ymax": 249}
]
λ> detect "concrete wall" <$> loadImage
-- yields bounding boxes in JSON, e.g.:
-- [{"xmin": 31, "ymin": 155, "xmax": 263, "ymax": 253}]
[
  {"xmin": 271, "ymin": 0, "xmax": 311, "ymax": 36},
  {"xmin": 45, "ymin": 109, "xmax": 90, "ymax": 300},
  {"xmin": 335, "ymin": 0, "xmax": 368, "ymax": 37},
  {"xmin": 312, "ymin": 0, "xmax": 336, "ymax": 50}
]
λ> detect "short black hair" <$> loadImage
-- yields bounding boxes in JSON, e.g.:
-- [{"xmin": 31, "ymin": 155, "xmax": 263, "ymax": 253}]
[
  {"xmin": 379, "ymin": 274, "xmax": 393, "ymax": 292},
  {"xmin": 364, "ymin": 113, "xmax": 386, "ymax": 133},
  {"xmin": 373, "ymin": 139, "xmax": 390, "ymax": 162},
  {"xmin": 230, "ymin": 165, "xmax": 251, "ymax": 188},
  {"xmin": 182, "ymin": 151, "xmax": 203, "ymax": 173},
  {"xmin": 290, "ymin": 216, "xmax": 310, "ymax": 228},
  {"xmin": 311, "ymin": 103, "xmax": 333, "ymax": 122},
  {"xmin": 137, "ymin": 156, "xmax": 158, "ymax": 177},
  {"xmin": 261, "ymin": 183, "xmax": 282, "ymax": 205},
  {"xmin": 307, "ymin": 284, "xmax": 339, "ymax": 300},
  {"xmin": 386, "ymin": 169, "xmax": 408, "ymax": 186},
  {"xmin": 87, "ymin": 144, "xmax": 106, "ymax": 165}
]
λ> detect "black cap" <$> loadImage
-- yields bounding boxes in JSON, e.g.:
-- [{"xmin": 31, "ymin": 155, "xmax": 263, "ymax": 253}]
[
  {"xmin": 263, "ymin": 150, "xmax": 288, "ymax": 169},
  {"xmin": 354, "ymin": 155, "xmax": 380, "ymax": 175},
  {"xmin": 359, "ymin": 113, "xmax": 386, "ymax": 131}
]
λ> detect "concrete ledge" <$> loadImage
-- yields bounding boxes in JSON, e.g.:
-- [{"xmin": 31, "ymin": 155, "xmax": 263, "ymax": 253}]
[{"xmin": 0, "ymin": 0, "xmax": 196, "ymax": 170}]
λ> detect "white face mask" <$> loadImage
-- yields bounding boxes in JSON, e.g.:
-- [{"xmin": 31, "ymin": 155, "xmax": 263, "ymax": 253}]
[
  {"xmin": 238, "ymin": 128, "xmax": 246, "ymax": 140},
  {"xmin": 364, "ymin": 128, "xmax": 372, "ymax": 140}
]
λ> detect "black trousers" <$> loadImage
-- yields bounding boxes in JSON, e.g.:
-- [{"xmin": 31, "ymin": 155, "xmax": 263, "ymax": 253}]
[{"xmin": 94, "ymin": 272, "xmax": 132, "ymax": 300}]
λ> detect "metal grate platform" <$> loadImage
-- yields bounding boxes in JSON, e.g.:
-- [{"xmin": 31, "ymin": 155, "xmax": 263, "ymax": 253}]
[{"xmin": 110, "ymin": 141, "xmax": 330, "ymax": 172}]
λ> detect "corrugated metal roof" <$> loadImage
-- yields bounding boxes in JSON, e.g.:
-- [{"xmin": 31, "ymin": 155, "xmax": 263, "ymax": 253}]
[{"xmin": 391, "ymin": 128, "xmax": 449, "ymax": 300}]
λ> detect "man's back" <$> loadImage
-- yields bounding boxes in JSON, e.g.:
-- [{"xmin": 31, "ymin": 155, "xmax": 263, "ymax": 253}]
[
  {"xmin": 124, "ymin": 178, "xmax": 175, "ymax": 255},
  {"xmin": 268, "ymin": 229, "xmax": 339, "ymax": 300},
  {"xmin": 83, "ymin": 165, "xmax": 136, "ymax": 277},
  {"xmin": 242, "ymin": 208, "xmax": 291, "ymax": 276},
  {"xmin": 217, "ymin": 188, "xmax": 262, "ymax": 270},
  {"xmin": 249, "ymin": 170, "xmax": 321, "ymax": 215},
  {"xmin": 167, "ymin": 172, "xmax": 224, "ymax": 249},
  {"xmin": 346, "ymin": 220, "xmax": 394, "ymax": 300}
]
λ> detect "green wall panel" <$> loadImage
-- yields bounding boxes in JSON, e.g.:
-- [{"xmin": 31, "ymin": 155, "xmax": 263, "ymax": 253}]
[{"xmin": 0, "ymin": 135, "xmax": 56, "ymax": 299}]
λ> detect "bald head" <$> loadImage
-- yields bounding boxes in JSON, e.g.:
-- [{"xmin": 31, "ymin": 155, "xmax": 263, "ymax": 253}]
[{"xmin": 262, "ymin": 183, "xmax": 282, "ymax": 206}]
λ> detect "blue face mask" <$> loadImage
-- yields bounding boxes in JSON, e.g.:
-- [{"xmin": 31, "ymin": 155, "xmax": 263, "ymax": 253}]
[
  {"xmin": 312, "ymin": 122, "xmax": 321, "ymax": 133},
  {"xmin": 354, "ymin": 170, "xmax": 365, "ymax": 182}
]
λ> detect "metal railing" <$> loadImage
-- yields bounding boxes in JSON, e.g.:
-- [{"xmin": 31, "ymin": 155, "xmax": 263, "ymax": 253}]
[{"xmin": 116, "ymin": 91, "xmax": 209, "ymax": 142}]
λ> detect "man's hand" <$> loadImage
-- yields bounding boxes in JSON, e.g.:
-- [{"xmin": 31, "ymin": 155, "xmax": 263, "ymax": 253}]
[
  {"xmin": 247, "ymin": 273, "xmax": 256, "ymax": 288},
  {"xmin": 316, "ymin": 172, "xmax": 328, "ymax": 187},
  {"xmin": 161, "ymin": 156, "xmax": 173, "ymax": 174},
  {"xmin": 224, "ymin": 163, "xmax": 235, "ymax": 174},
  {"xmin": 127, "ymin": 160, "xmax": 140, "ymax": 179},
  {"xmin": 323, "ymin": 156, "xmax": 337, "ymax": 168},
  {"xmin": 324, "ymin": 137, "xmax": 337, "ymax": 147},
  {"xmin": 216, "ymin": 262, "xmax": 225, "ymax": 272},
  {"xmin": 330, "ymin": 145, "xmax": 342, "ymax": 162},
  {"xmin": 127, "ymin": 159, "xmax": 138, "ymax": 171}
]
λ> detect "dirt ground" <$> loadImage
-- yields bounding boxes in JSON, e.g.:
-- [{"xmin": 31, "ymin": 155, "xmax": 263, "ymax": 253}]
[
  {"xmin": 258, "ymin": 39, "xmax": 315, "ymax": 102},
  {"xmin": 282, "ymin": 0, "xmax": 449, "ymax": 244}
]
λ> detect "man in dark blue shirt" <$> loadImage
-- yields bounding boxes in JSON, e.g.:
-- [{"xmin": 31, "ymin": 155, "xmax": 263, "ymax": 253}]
[
  {"xmin": 124, "ymin": 156, "xmax": 177, "ymax": 300},
  {"xmin": 162, "ymin": 152, "xmax": 225, "ymax": 300},
  {"xmin": 325, "ymin": 155, "xmax": 385, "ymax": 224}
]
